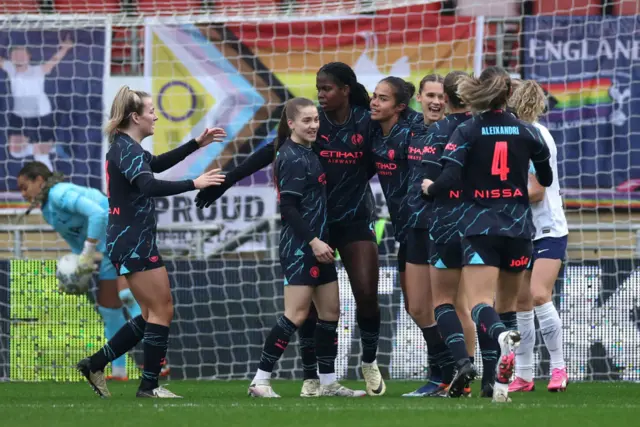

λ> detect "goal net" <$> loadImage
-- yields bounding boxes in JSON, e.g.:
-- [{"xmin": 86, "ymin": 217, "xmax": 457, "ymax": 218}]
[{"xmin": 0, "ymin": 0, "xmax": 639, "ymax": 382}]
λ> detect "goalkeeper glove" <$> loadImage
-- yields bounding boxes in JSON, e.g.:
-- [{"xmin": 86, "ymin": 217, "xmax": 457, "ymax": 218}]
[{"xmin": 77, "ymin": 241, "xmax": 97, "ymax": 275}]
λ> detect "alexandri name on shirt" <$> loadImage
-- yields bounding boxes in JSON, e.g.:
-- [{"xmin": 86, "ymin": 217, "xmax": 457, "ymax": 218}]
[{"xmin": 481, "ymin": 126, "xmax": 520, "ymax": 135}]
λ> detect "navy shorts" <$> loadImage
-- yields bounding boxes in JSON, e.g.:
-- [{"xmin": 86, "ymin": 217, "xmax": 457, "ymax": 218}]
[
  {"xmin": 529, "ymin": 235, "xmax": 568, "ymax": 270},
  {"xmin": 110, "ymin": 247, "xmax": 164, "ymax": 276},
  {"xmin": 462, "ymin": 235, "xmax": 533, "ymax": 272},
  {"xmin": 406, "ymin": 228, "xmax": 431, "ymax": 265},
  {"xmin": 431, "ymin": 240, "xmax": 464, "ymax": 270},
  {"xmin": 281, "ymin": 254, "xmax": 337, "ymax": 286},
  {"xmin": 397, "ymin": 242, "xmax": 407, "ymax": 273},
  {"xmin": 328, "ymin": 220, "xmax": 376, "ymax": 249},
  {"xmin": 8, "ymin": 113, "xmax": 55, "ymax": 142},
  {"xmin": 108, "ymin": 233, "xmax": 164, "ymax": 276}
]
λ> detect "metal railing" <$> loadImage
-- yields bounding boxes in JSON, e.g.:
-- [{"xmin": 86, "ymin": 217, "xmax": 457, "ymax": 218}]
[{"xmin": 1, "ymin": 220, "xmax": 640, "ymax": 259}]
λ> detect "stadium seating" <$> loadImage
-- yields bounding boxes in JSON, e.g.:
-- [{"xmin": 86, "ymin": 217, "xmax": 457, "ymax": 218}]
[
  {"xmin": 374, "ymin": 3, "xmax": 441, "ymax": 15},
  {"xmin": 54, "ymin": 0, "xmax": 121, "ymax": 13},
  {"xmin": 137, "ymin": 0, "xmax": 202, "ymax": 14},
  {"xmin": 614, "ymin": 0, "xmax": 640, "ymax": 15},
  {"xmin": 0, "ymin": 0, "xmax": 40, "ymax": 13},
  {"xmin": 111, "ymin": 27, "xmax": 144, "ymax": 75},
  {"xmin": 212, "ymin": 0, "xmax": 278, "ymax": 14},
  {"xmin": 535, "ymin": 0, "xmax": 600, "ymax": 15}
]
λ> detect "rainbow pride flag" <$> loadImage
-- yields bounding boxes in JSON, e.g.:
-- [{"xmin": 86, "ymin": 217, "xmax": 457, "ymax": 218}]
[{"xmin": 541, "ymin": 78, "xmax": 612, "ymax": 109}]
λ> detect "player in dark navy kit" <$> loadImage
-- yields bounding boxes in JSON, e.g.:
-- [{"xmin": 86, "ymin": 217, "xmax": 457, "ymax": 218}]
[
  {"xmin": 194, "ymin": 63, "xmax": 386, "ymax": 396},
  {"xmin": 403, "ymin": 71, "xmax": 479, "ymax": 397},
  {"xmin": 77, "ymin": 85, "xmax": 226, "ymax": 399},
  {"xmin": 368, "ymin": 76, "xmax": 452, "ymax": 397},
  {"xmin": 400, "ymin": 74, "xmax": 464, "ymax": 398},
  {"xmin": 420, "ymin": 71, "xmax": 503, "ymax": 398},
  {"xmin": 248, "ymin": 98, "xmax": 365, "ymax": 398},
  {"xmin": 422, "ymin": 67, "xmax": 553, "ymax": 402},
  {"xmin": 369, "ymin": 77, "xmax": 415, "ymax": 272}
]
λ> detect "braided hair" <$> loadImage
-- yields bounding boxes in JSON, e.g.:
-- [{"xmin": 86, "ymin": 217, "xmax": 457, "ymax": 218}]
[{"xmin": 318, "ymin": 62, "xmax": 371, "ymax": 110}]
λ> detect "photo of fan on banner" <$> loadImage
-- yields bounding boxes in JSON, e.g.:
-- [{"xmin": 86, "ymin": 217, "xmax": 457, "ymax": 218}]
[{"xmin": 0, "ymin": 27, "xmax": 107, "ymax": 209}]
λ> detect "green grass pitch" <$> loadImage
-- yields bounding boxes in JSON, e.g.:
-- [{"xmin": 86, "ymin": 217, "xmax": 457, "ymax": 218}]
[{"xmin": 0, "ymin": 380, "xmax": 638, "ymax": 427}]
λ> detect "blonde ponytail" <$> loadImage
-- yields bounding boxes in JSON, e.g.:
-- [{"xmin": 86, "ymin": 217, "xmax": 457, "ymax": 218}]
[
  {"xmin": 457, "ymin": 66, "xmax": 511, "ymax": 112},
  {"xmin": 105, "ymin": 85, "xmax": 150, "ymax": 141}
]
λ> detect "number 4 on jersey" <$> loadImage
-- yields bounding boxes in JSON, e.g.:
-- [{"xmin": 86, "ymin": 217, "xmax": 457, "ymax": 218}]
[{"xmin": 491, "ymin": 141, "xmax": 510, "ymax": 181}]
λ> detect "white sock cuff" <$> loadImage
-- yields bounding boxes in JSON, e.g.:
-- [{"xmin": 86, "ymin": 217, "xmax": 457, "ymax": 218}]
[
  {"xmin": 534, "ymin": 301, "xmax": 556, "ymax": 316},
  {"xmin": 319, "ymin": 373, "xmax": 337, "ymax": 386},
  {"xmin": 517, "ymin": 310, "xmax": 534, "ymax": 321},
  {"xmin": 254, "ymin": 369, "xmax": 272, "ymax": 381}
]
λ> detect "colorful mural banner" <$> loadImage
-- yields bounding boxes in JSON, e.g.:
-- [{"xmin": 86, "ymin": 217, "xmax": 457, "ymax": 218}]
[
  {"xmin": 143, "ymin": 13, "xmax": 477, "ymax": 238},
  {"xmin": 144, "ymin": 22, "xmax": 264, "ymax": 181},
  {"xmin": 225, "ymin": 14, "xmax": 475, "ymax": 104},
  {"xmin": 524, "ymin": 16, "xmax": 640, "ymax": 209}
]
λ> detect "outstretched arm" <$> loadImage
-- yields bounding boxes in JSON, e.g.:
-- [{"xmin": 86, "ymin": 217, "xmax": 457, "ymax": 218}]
[
  {"xmin": 149, "ymin": 139, "xmax": 199, "ymax": 173},
  {"xmin": 149, "ymin": 128, "xmax": 227, "ymax": 173},
  {"xmin": 41, "ymin": 35, "xmax": 73, "ymax": 75},
  {"xmin": 134, "ymin": 174, "xmax": 196, "ymax": 197},
  {"xmin": 134, "ymin": 167, "xmax": 225, "ymax": 198},
  {"xmin": 225, "ymin": 141, "xmax": 275, "ymax": 187},
  {"xmin": 195, "ymin": 141, "xmax": 276, "ymax": 208}
]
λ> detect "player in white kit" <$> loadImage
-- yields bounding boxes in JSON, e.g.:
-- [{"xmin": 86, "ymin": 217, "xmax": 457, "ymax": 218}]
[{"xmin": 507, "ymin": 81, "xmax": 569, "ymax": 393}]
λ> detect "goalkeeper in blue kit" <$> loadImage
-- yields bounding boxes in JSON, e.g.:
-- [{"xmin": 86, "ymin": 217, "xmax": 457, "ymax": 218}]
[{"xmin": 17, "ymin": 161, "xmax": 143, "ymax": 380}]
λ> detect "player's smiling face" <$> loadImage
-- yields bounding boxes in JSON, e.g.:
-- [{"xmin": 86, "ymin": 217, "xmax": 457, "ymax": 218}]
[
  {"xmin": 132, "ymin": 97, "xmax": 158, "ymax": 138},
  {"xmin": 370, "ymin": 82, "xmax": 404, "ymax": 122},
  {"xmin": 316, "ymin": 73, "xmax": 349, "ymax": 112},
  {"xmin": 17, "ymin": 174, "xmax": 45, "ymax": 204},
  {"xmin": 289, "ymin": 105, "xmax": 319, "ymax": 144},
  {"xmin": 417, "ymin": 81, "xmax": 445, "ymax": 124}
]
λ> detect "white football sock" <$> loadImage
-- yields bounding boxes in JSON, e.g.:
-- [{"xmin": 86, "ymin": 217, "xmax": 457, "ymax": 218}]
[
  {"xmin": 253, "ymin": 369, "xmax": 272, "ymax": 382},
  {"xmin": 515, "ymin": 310, "xmax": 535, "ymax": 382},
  {"xmin": 319, "ymin": 373, "xmax": 337, "ymax": 386},
  {"xmin": 535, "ymin": 301, "xmax": 565, "ymax": 370}
]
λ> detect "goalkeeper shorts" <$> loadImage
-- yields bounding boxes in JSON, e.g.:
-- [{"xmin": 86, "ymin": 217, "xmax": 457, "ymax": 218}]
[{"xmin": 99, "ymin": 257, "xmax": 118, "ymax": 281}]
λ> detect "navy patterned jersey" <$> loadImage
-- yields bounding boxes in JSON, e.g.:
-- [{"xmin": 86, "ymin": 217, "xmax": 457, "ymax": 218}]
[
  {"xmin": 316, "ymin": 106, "xmax": 375, "ymax": 225},
  {"xmin": 371, "ymin": 120, "xmax": 413, "ymax": 243},
  {"xmin": 105, "ymin": 133, "xmax": 157, "ymax": 255},
  {"xmin": 420, "ymin": 113, "xmax": 472, "ymax": 243},
  {"xmin": 441, "ymin": 110, "xmax": 551, "ymax": 239},
  {"xmin": 405, "ymin": 122, "xmax": 438, "ymax": 230},
  {"xmin": 276, "ymin": 139, "xmax": 328, "ymax": 259}
]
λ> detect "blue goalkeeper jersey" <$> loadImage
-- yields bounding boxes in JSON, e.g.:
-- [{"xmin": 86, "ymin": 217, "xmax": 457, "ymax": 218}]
[{"xmin": 41, "ymin": 182, "xmax": 109, "ymax": 254}]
